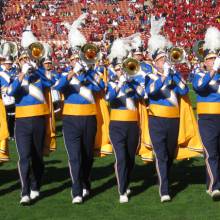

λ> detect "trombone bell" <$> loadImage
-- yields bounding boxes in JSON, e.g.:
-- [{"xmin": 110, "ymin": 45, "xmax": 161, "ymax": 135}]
[
  {"xmin": 28, "ymin": 42, "xmax": 45, "ymax": 60},
  {"xmin": 168, "ymin": 47, "xmax": 185, "ymax": 64},
  {"xmin": 122, "ymin": 57, "xmax": 140, "ymax": 76},
  {"xmin": 80, "ymin": 43, "xmax": 100, "ymax": 64}
]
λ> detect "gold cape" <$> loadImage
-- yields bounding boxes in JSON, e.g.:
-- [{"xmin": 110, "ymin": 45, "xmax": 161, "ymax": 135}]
[
  {"xmin": 94, "ymin": 68, "xmax": 112, "ymax": 157},
  {"xmin": 0, "ymin": 98, "xmax": 9, "ymax": 162},
  {"xmin": 138, "ymin": 95, "xmax": 204, "ymax": 162},
  {"xmin": 43, "ymin": 88, "xmax": 57, "ymax": 156}
]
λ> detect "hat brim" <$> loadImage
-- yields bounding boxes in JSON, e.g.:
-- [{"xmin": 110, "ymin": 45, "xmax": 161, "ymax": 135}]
[
  {"xmin": 3, "ymin": 61, "xmax": 13, "ymax": 64},
  {"xmin": 205, "ymin": 53, "xmax": 217, "ymax": 60},
  {"xmin": 154, "ymin": 52, "xmax": 166, "ymax": 62}
]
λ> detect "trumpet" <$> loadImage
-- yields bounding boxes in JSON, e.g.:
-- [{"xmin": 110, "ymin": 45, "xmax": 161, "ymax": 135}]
[
  {"xmin": 122, "ymin": 57, "xmax": 140, "ymax": 77},
  {"xmin": 168, "ymin": 47, "xmax": 186, "ymax": 64},
  {"xmin": 28, "ymin": 42, "xmax": 45, "ymax": 60},
  {"xmin": 79, "ymin": 43, "xmax": 100, "ymax": 64}
]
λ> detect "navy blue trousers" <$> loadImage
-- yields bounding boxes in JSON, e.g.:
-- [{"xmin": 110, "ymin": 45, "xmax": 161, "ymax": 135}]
[
  {"xmin": 15, "ymin": 116, "xmax": 45, "ymax": 197},
  {"xmin": 63, "ymin": 115, "xmax": 97, "ymax": 197},
  {"xmin": 198, "ymin": 114, "xmax": 220, "ymax": 192},
  {"xmin": 109, "ymin": 121, "xmax": 139, "ymax": 195},
  {"xmin": 149, "ymin": 116, "xmax": 179, "ymax": 196}
]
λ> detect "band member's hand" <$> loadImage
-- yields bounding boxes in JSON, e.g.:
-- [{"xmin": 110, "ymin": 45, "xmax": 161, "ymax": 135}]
[
  {"xmin": 163, "ymin": 62, "xmax": 171, "ymax": 76},
  {"xmin": 21, "ymin": 63, "xmax": 32, "ymax": 75},
  {"xmin": 118, "ymin": 74, "xmax": 127, "ymax": 88},
  {"xmin": 73, "ymin": 62, "xmax": 84, "ymax": 73},
  {"xmin": 213, "ymin": 57, "xmax": 220, "ymax": 71}
]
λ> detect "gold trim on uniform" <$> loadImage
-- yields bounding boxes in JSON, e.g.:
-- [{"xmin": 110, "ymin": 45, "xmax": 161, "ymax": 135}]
[
  {"xmin": 63, "ymin": 103, "xmax": 97, "ymax": 116},
  {"xmin": 16, "ymin": 104, "xmax": 49, "ymax": 118},
  {"xmin": 149, "ymin": 104, "xmax": 180, "ymax": 118},
  {"xmin": 197, "ymin": 102, "xmax": 220, "ymax": 114},
  {"xmin": 110, "ymin": 109, "xmax": 138, "ymax": 121}
]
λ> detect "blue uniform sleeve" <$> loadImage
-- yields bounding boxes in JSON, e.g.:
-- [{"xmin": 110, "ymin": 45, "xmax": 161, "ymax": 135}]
[
  {"xmin": 86, "ymin": 69, "xmax": 105, "ymax": 92},
  {"xmin": 36, "ymin": 67, "xmax": 56, "ymax": 88},
  {"xmin": 53, "ymin": 73, "xmax": 69, "ymax": 91},
  {"xmin": 192, "ymin": 67, "xmax": 212, "ymax": 92},
  {"xmin": 105, "ymin": 81, "xmax": 119, "ymax": 101},
  {"xmin": 172, "ymin": 72, "xmax": 189, "ymax": 95},
  {"xmin": 145, "ymin": 73, "xmax": 164, "ymax": 95},
  {"xmin": 7, "ymin": 77, "xmax": 22, "ymax": 96}
]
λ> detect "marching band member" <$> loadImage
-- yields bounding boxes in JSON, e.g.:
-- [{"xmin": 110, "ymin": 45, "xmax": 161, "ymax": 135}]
[
  {"xmin": 1, "ymin": 55, "xmax": 16, "ymax": 140},
  {"xmin": 54, "ymin": 14, "xmax": 107, "ymax": 204},
  {"xmin": 106, "ymin": 34, "xmax": 147, "ymax": 203},
  {"xmin": 192, "ymin": 27, "xmax": 220, "ymax": 200},
  {"xmin": 145, "ymin": 16, "xmax": 203, "ymax": 202},
  {"xmin": 7, "ymin": 27, "xmax": 56, "ymax": 205}
]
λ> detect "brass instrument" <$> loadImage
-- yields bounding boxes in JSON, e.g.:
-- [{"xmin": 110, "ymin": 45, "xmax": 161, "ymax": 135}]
[
  {"xmin": 80, "ymin": 43, "xmax": 100, "ymax": 64},
  {"xmin": 192, "ymin": 40, "xmax": 205, "ymax": 62},
  {"xmin": 1, "ymin": 41, "xmax": 18, "ymax": 58},
  {"xmin": 28, "ymin": 42, "xmax": 45, "ymax": 60},
  {"xmin": 168, "ymin": 47, "xmax": 186, "ymax": 64},
  {"xmin": 122, "ymin": 57, "xmax": 140, "ymax": 76}
]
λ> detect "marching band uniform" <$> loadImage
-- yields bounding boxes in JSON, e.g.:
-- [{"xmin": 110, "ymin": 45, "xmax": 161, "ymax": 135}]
[
  {"xmin": 0, "ymin": 58, "xmax": 11, "ymax": 162},
  {"xmin": 146, "ymin": 58, "xmax": 189, "ymax": 201},
  {"xmin": 192, "ymin": 26, "xmax": 220, "ymax": 199},
  {"xmin": 1, "ymin": 56, "xmax": 16, "ymax": 140},
  {"xmin": 53, "ymin": 61, "xmax": 105, "ymax": 203},
  {"xmin": 106, "ymin": 63, "xmax": 146, "ymax": 203},
  {"xmin": 7, "ymin": 52, "xmax": 56, "ymax": 204}
]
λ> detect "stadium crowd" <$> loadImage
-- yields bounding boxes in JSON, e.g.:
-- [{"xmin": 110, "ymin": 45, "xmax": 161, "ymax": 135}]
[{"xmin": 0, "ymin": 0, "xmax": 220, "ymax": 69}]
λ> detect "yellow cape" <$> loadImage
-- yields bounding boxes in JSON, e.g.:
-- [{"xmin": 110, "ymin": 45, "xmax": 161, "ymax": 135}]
[
  {"xmin": 94, "ymin": 68, "xmax": 112, "ymax": 157},
  {"xmin": 138, "ymin": 95, "xmax": 204, "ymax": 163},
  {"xmin": 0, "ymin": 98, "xmax": 9, "ymax": 162},
  {"xmin": 43, "ymin": 88, "xmax": 56, "ymax": 156}
]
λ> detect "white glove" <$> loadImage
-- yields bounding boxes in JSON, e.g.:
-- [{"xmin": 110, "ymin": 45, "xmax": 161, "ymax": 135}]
[
  {"xmin": 21, "ymin": 63, "xmax": 32, "ymax": 75},
  {"xmin": 80, "ymin": 60, "xmax": 89, "ymax": 71},
  {"xmin": 73, "ymin": 62, "xmax": 84, "ymax": 73},
  {"xmin": 163, "ymin": 62, "xmax": 171, "ymax": 76},
  {"xmin": 213, "ymin": 57, "xmax": 220, "ymax": 71},
  {"xmin": 118, "ymin": 74, "xmax": 127, "ymax": 88},
  {"xmin": 29, "ymin": 61, "xmax": 37, "ymax": 69}
]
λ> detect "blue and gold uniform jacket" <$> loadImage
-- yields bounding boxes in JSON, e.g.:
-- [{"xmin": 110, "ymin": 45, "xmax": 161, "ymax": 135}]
[
  {"xmin": 106, "ymin": 67, "xmax": 147, "ymax": 121},
  {"xmin": 146, "ymin": 67, "xmax": 189, "ymax": 118},
  {"xmin": 7, "ymin": 67, "xmax": 55, "ymax": 118},
  {"xmin": 53, "ymin": 65, "xmax": 105, "ymax": 116},
  {"xmin": 192, "ymin": 66, "xmax": 220, "ymax": 115}
]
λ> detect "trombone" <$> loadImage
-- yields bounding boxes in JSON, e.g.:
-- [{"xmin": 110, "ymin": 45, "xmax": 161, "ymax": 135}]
[{"xmin": 122, "ymin": 57, "xmax": 140, "ymax": 77}]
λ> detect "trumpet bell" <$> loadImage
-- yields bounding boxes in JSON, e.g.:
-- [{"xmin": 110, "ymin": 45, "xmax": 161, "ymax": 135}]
[
  {"xmin": 122, "ymin": 57, "xmax": 140, "ymax": 76},
  {"xmin": 192, "ymin": 40, "xmax": 205, "ymax": 62},
  {"xmin": 168, "ymin": 47, "xmax": 185, "ymax": 64},
  {"xmin": 80, "ymin": 43, "xmax": 100, "ymax": 64},
  {"xmin": 1, "ymin": 42, "xmax": 18, "ymax": 58},
  {"xmin": 28, "ymin": 42, "xmax": 45, "ymax": 60}
]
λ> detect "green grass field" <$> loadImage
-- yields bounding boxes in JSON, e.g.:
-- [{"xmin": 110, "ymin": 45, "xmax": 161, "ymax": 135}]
[{"xmin": 1, "ymin": 87, "xmax": 220, "ymax": 220}]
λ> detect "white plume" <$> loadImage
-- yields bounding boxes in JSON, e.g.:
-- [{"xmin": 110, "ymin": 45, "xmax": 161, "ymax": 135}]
[
  {"xmin": 150, "ymin": 16, "xmax": 166, "ymax": 36},
  {"xmin": 203, "ymin": 26, "xmax": 220, "ymax": 51},
  {"xmin": 123, "ymin": 33, "xmax": 142, "ymax": 50},
  {"xmin": 21, "ymin": 26, "xmax": 38, "ymax": 48},
  {"xmin": 71, "ymin": 13, "xmax": 88, "ymax": 29},
  {"xmin": 68, "ymin": 27, "xmax": 86, "ymax": 49},
  {"xmin": 66, "ymin": 14, "xmax": 88, "ymax": 49},
  {"xmin": 148, "ymin": 35, "xmax": 168, "ymax": 56},
  {"xmin": 108, "ymin": 39, "xmax": 130, "ymax": 63}
]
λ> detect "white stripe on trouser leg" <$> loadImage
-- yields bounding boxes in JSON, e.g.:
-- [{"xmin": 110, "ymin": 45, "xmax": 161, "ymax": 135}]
[
  {"xmin": 62, "ymin": 130, "xmax": 75, "ymax": 198},
  {"xmin": 14, "ymin": 124, "xmax": 25, "ymax": 198},
  {"xmin": 109, "ymin": 136, "xmax": 121, "ymax": 195},
  {"xmin": 204, "ymin": 147, "xmax": 214, "ymax": 192},
  {"xmin": 153, "ymin": 150, "xmax": 162, "ymax": 197}
]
